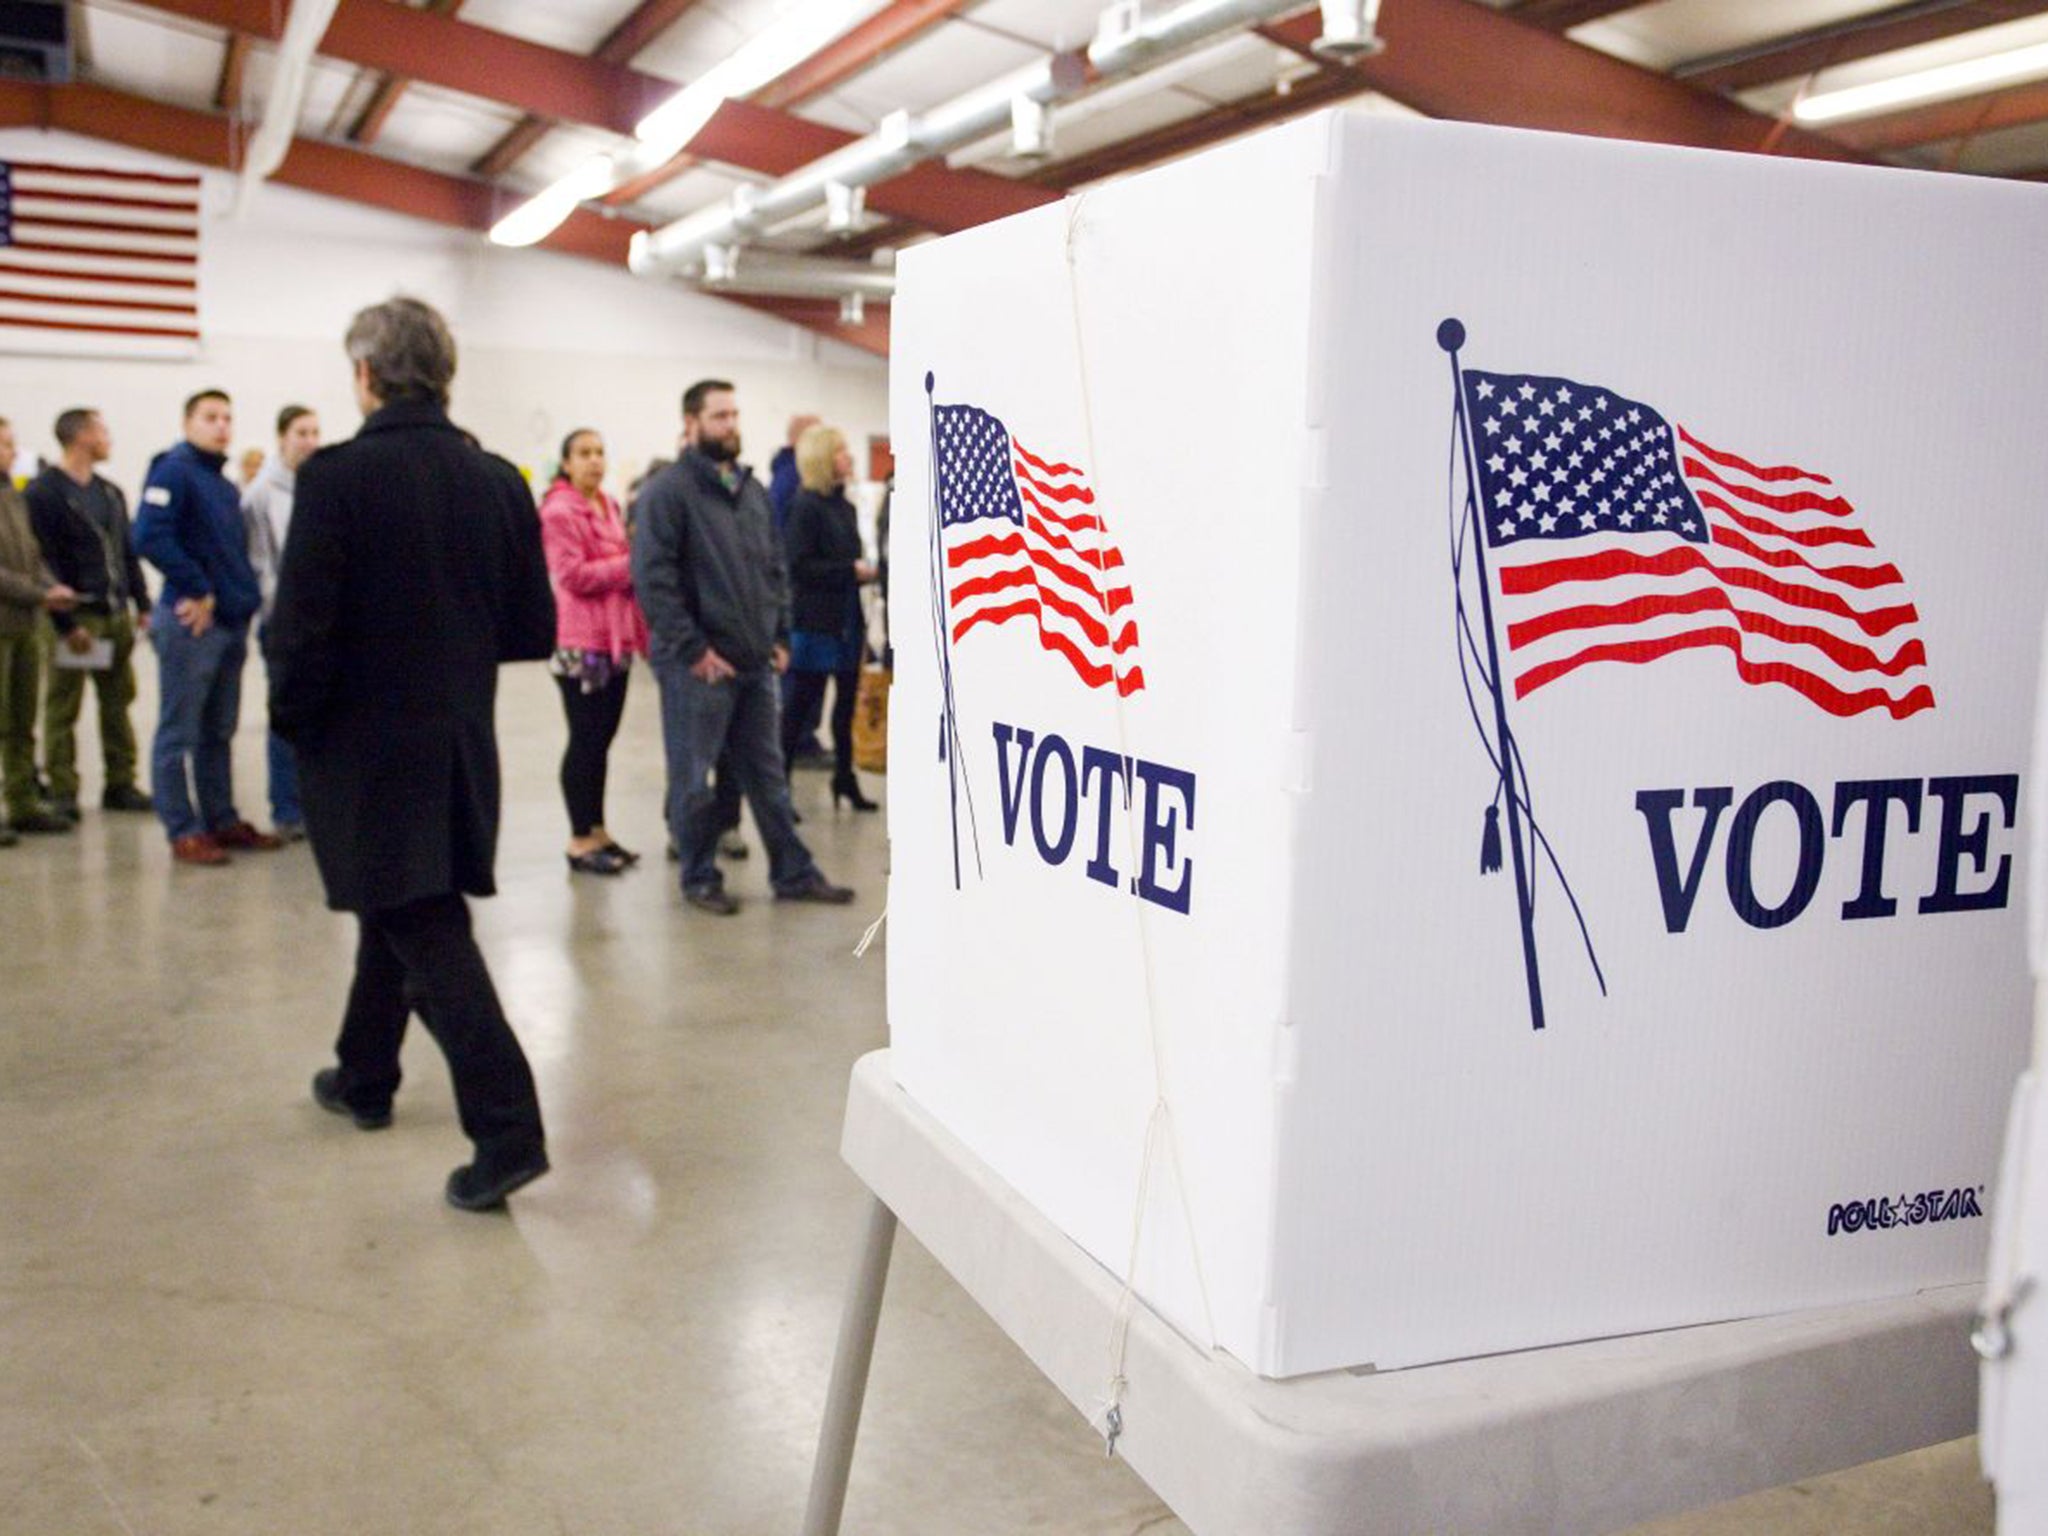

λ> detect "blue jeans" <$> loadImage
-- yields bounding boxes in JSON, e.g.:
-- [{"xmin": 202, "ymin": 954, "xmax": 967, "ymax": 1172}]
[
  {"xmin": 260, "ymin": 638, "xmax": 302, "ymax": 826},
  {"xmin": 654, "ymin": 660, "xmax": 817, "ymax": 895},
  {"xmin": 151, "ymin": 608, "xmax": 247, "ymax": 841}
]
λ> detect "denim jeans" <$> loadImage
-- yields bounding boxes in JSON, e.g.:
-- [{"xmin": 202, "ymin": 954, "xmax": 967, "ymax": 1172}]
[
  {"xmin": 653, "ymin": 660, "xmax": 817, "ymax": 895},
  {"xmin": 151, "ymin": 606, "xmax": 247, "ymax": 841},
  {"xmin": 260, "ymin": 638, "xmax": 302, "ymax": 826}
]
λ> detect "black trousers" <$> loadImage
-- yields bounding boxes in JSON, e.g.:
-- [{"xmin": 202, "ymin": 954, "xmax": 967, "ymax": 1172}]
[
  {"xmin": 330, "ymin": 892, "xmax": 544, "ymax": 1165},
  {"xmin": 554, "ymin": 671, "xmax": 630, "ymax": 836},
  {"xmin": 782, "ymin": 666, "xmax": 859, "ymax": 779}
]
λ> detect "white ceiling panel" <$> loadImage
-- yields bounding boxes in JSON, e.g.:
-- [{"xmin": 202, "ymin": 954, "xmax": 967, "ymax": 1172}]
[
  {"xmin": 1736, "ymin": 11, "xmax": 2048, "ymax": 119},
  {"xmin": 368, "ymin": 83, "xmax": 529, "ymax": 177},
  {"xmin": 1570, "ymin": 0, "xmax": 1890, "ymax": 73},
  {"xmin": 444, "ymin": 0, "xmax": 634, "ymax": 57},
  {"xmin": 79, "ymin": 6, "xmax": 223, "ymax": 109},
  {"xmin": 956, "ymin": 0, "xmax": 1110, "ymax": 54},
  {"xmin": 816, "ymin": 19, "xmax": 1047, "ymax": 128}
]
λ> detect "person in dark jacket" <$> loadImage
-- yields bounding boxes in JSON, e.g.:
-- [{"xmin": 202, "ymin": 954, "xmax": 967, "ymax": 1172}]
[
  {"xmin": 269, "ymin": 297, "xmax": 556, "ymax": 1213},
  {"xmin": 25, "ymin": 406, "xmax": 153, "ymax": 820},
  {"xmin": 0, "ymin": 416, "xmax": 79, "ymax": 841},
  {"xmin": 133, "ymin": 389, "xmax": 279, "ymax": 865},
  {"xmin": 780, "ymin": 424, "xmax": 877, "ymax": 811},
  {"xmin": 630, "ymin": 379, "xmax": 853, "ymax": 916}
]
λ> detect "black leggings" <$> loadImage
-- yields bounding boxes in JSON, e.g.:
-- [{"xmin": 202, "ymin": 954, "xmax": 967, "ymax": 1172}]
[
  {"xmin": 783, "ymin": 667, "xmax": 859, "ymax": 778},
  {"xmin": 555, "ymin": 671, "xmax": 630, "ymax": 836}
]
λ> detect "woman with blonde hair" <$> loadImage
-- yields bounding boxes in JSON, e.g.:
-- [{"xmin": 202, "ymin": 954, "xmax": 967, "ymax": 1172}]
[{"xmin": 780, "ymin": 423, "xmax": 877, "ymax": 811}]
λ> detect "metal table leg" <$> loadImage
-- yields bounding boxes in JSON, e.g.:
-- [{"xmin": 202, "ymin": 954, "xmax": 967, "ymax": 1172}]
[{"xmin": 801, "ymin": 1192, "xmax": 899, "ymax": 1536}]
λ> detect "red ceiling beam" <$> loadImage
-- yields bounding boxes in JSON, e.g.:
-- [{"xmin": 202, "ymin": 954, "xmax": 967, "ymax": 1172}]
[
  {"xmin": 124, "ymin": 0, "xmax": 673, "ymax": 134},
  {"xmin": 0, "ymin": 79, "xmax": 886, "ymax": 356},
  {"xmin": 214, "ymin": 32, "xmax": 249, "ymax": 112},
  {"xmin": 1262, "ymin": 0, "xmax": 1868, "ymax": 163},
  {"xmin": 117, "ymin": 0, "xmax": 1047, "ymax": 232},
  {"xmin": 1820, "ymin": 77, "xmax": 2048, "ymax": 150},
  {"xmin": 472, "ymin": 0, "xmax": 709, "ymax": 176},
  {"xmin": 350, "ymin": 0, "xmax": 466, "ymax": 146},
  {"xmin": 602, "ymin": 0, "xmax": 970, "ymax": 206},
  {"xmin": 1679, "ymin": 2, "xmax": 2048, "ymax": 96}
]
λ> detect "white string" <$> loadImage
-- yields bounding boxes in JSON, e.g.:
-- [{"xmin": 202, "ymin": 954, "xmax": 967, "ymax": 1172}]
[
  {"xmin": 851, "ymin": 904, "xmax": 888, "ymax": 959},
  {"xmin": 1060, "ymin": 193, "xmax": 1220, "ymax": 1454}
]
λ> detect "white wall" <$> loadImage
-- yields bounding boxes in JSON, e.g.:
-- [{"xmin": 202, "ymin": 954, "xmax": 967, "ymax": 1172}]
[{"xmin": 0, "ymin": 129, "xmax": 889, "ymax": 500}]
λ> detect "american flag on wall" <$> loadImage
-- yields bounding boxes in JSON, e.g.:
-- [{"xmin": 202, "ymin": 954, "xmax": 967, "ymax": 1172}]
[
  {"xmin": 933, "ymin": 401, "xmax": 1145, "ymax": 697},
  {"xmin": 0, "ymin": 160, "xmax": 201, "ymax": 360},
  {"xmin": 1462, "ymin": 369, "xmax": 1932, "ymax": 719}
]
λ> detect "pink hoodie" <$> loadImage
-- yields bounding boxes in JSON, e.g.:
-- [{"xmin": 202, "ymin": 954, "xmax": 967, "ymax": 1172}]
[{"xmin": 539, "ymin": 479, "xmax": 649, "ymax": 661}]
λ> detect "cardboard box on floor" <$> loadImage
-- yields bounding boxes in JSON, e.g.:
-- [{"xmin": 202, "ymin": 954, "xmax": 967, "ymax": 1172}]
[{"xmin": 885, "ymin": 111, "xmax": 2048, "ymax": 1377}]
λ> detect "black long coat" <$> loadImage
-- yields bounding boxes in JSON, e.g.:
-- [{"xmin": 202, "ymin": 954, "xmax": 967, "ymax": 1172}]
[
  {"xmin": 783, "ymin": 486, "xmax": 864, "ymax": 637},
  {"xmin": 268, "ymin": 399, "xmax": 555, "ymax": 913}
]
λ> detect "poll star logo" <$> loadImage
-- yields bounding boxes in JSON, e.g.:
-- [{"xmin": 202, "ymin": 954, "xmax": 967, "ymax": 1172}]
[
  {"xmin": 921, "ymin": 373, "xmax": 1195, "ymax": 913},
  {"xmin": 1434, "ymin": 318, "xmax": 1965, "ymax": 1033}
]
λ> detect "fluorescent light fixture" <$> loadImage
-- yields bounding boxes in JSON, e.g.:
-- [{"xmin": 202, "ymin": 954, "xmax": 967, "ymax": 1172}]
[
  {"xmin": 489, "ymin": 1, "xmax": 890, "ymax": 250},
  {"xmin": 1792, "ymin": 38, "xmax": 2048, "ymax": 124},
  {"xmin": 635, "ymin": 0, "xmax": 893, "ymax": 161},
  {"xmin": 488, "ymin": 156, "xmax": 616, "ymax": 247}
]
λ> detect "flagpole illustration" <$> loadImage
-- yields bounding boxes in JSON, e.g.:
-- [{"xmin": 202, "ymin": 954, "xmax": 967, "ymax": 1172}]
[
  {"xmin": 1439, "ymin": 318, "xmax": 1546, "ymax": 1032},
  {"xmin": 926, "ymin": 371, "xmax": 984, "ymax": 891}
]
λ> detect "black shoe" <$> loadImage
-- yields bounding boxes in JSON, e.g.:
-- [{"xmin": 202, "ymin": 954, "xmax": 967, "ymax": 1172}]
[
  {"xmin": 49, "ymin": 798, "xmax": 80, "ymax": 824},
  {"xmin": 602, "ymin": 842, "xmax": 641, "ymax": 865},
  {"xmin": 101, "ymin": 785, "xmax": 154, "ymax": 813},
  {"xmin": 12, "ymin": 808, "xmax": 73, "ymax": 834},
  {"xmin": 567, "ymin": 846, "xmax": 629, "ymax": 876},
  {"xmin": 0, "ymin": 827, "xmax": 17, "ymax": 847},
  {"xmin": 776, "ymin": 869, "xmax": 855, "ymax": 904},
  {"xmin": 832, "ymin": 774, "xmax": 879, "ymax": 813},
  {"xmin": 718, "ymin": 833, "xmax": 749, "ymax": 860},
  {"xmin": 445, "ymin": 1152, "xmax": 549, "ymax": 1212},
  {"xmin": 311, "ymin": 1068, "xmax": 393, "ymax": 1130},
  {"xmin": 685, "ymin": 884, "xmax": 741, "ymax": 916}
]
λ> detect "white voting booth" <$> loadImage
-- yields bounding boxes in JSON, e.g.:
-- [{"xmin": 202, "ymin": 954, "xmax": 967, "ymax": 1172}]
[{"xmin": 885, "ymin": 112, "xmax": 2048, "ymax": 1380}]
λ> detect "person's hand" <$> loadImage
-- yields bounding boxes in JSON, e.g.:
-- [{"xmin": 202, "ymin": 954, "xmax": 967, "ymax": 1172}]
[
  {"xmin": 853, "ymin": 560, "xmax": 878, "ymax": 583},
  {"xmin": 43, "ymin": 584, "xmax": 77, "ymax": 613},
  {"xmin": 690, "ymin": 647, "xmax": 736, "ymax": 684},
  {"xmin": 771, "ymin": 644, "xmax": 790, "ymax": 675},
  {"xmin": 63, "ymin": 626, "xmax": 95, "ymax": 655},
  {"xmin": 135, "ymin": 607, "xmax": 150, "ymax": 634},
  {"xmin": 175, "ymin": 594, "xmax": 215, "ymax": 637}
]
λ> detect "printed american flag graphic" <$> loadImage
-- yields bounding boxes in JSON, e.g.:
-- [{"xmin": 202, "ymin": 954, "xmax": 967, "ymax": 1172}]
[
  {"xmin": 0, "ymin": 160, "xmax": 201, "ymax": 359},
  {"xmin": 1463, "ymin": 369, "xmax": 1932, "ymax": 719},
  {"xmin": 934, "ymin": 402, "xmax": 1145, "ymax": 696}
]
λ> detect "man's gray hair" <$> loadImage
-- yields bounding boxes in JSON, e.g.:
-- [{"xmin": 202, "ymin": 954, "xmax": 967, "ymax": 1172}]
[{"xmin": 345, "ymin": 297, "xmax": 457, "ymax": 405}]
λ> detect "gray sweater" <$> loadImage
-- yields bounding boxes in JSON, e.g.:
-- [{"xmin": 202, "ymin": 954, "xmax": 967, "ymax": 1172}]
[{"xmin": 242, "ymin": 453, "xmax": 297, "ymax": 626}]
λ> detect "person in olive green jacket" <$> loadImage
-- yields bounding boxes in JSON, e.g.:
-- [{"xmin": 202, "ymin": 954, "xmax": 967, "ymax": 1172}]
[{"xmin": 0, "ymin": 417, "xmax": 80, "ymax": 841}]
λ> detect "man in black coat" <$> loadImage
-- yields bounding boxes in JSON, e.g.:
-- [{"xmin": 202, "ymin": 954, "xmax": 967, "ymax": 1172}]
[{"xmin": 268, "ymin": 297, "xmax": 557, "ymax": 1213}]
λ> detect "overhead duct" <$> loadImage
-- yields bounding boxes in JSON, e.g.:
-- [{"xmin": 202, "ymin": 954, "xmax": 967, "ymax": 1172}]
[
  {"xmin": 630, "ymin": 0, "xmax": 1338, "ymax": 282},
  {"xmin": 694, "ymin": 250, "xmax": 899, "ymax": 302},
  {"xmin": 236, "ymin": 0, "xmax": 343, "ymax": 215}
]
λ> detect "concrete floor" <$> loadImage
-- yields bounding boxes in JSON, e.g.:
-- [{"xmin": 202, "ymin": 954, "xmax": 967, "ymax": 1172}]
[{"xmin": 0, "ymin": 661, "xmax": 2000, "ymax": 1535}]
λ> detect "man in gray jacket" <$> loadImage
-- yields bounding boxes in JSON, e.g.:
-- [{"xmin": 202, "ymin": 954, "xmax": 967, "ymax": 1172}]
[
  {"xmin": 244, "ymin": 404, "xmax": 320, "ymax": 839},
  {"xmin": 630, "ymin": 379, "xmax": 853, "ymax": 915}
]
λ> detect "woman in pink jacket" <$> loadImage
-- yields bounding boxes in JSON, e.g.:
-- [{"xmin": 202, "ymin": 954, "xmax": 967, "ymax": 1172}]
[{"xmin": 540, "ymin": 429, "xmax": 649, "ymax": 875}]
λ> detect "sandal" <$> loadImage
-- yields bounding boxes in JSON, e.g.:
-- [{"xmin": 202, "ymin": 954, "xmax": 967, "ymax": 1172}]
[
  {"xmin": 603, "ymin": 842, "xmax": 642, "ymax": 865},
  {"xmin": 566, "ymin": 847, "xmax": 629, "ymax": 876}
]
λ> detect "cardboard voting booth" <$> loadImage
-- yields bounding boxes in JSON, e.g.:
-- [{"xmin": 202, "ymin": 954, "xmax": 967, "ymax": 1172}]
[{"xmin": 886, "ymin": 112, "xmax": 2048, "ymax": 1377}]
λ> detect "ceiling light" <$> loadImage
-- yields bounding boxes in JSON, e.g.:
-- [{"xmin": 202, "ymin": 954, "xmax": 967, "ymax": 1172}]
[
  {"xmin": 488, "ymin": 156, "xmax": 615, "ymax": 247},
  {"xmin": 635, "ymin": 0, "xmax": 894, "ymax": 162},
  {"xmin": 1792, "ymin": 38, "xmax": 2048, "ymax": 124}
]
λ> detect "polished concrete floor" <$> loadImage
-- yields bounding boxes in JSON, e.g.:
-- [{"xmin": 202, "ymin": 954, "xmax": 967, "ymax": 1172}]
[{"xmin": 0, "ymin": 662, "xmax": 1998, "ymax": 1535}]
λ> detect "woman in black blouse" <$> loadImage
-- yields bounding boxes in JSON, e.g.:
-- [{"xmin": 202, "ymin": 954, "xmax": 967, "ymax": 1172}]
[{"xmin": 781, "ymin": 424, "xmax": 878, "ymax": 811}]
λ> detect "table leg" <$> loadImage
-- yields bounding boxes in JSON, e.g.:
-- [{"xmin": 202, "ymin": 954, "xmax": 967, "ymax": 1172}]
[{"xmin": 801, "ymin": 1192, "xmax": 899, "ymax": 1536}]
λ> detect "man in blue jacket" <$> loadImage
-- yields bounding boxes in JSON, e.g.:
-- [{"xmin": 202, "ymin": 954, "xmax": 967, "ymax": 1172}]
[{"xmin": 133, "ymin": 389, "xmax": 281, "ymax": 865}]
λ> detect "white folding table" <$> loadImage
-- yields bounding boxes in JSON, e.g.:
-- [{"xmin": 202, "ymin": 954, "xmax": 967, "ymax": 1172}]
[{"xmin": 802, "ymin": 1051, "xmax": 1981, "ymax": 1535}]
